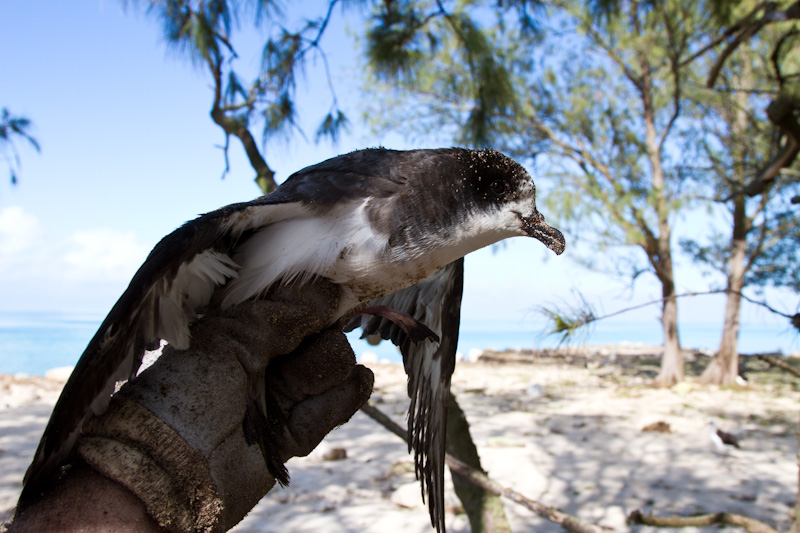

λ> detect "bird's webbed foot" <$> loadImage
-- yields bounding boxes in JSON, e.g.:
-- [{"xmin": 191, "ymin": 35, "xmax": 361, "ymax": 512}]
[{"xmin": 353, "ymin": 305, "xmax": 440, "ymax": 344}]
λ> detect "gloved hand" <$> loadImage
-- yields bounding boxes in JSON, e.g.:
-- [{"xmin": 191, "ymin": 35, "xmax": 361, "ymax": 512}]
[{"xmin": 72, "ymin": 280, "xmax": 374, "ymax": 532}]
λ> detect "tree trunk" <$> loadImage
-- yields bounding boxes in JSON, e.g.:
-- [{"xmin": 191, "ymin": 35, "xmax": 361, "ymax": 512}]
[
  {"xmin": 446, "ymin": 392, "xmax": 511, "ymax": 533},
  {"xmin": 654, "ymin": 246, "xmax": 683, "ymax": 386},
  {"xmin": 638, "ymin": 49, "xmax": 683, "ymax": 386},
  {"xmin": 656, "ymin": 294, "xmax": 683, "ymax": 385},
  {"xmin": 701, "ymin": 60, "xmax": 751, "ymax": 386},
  {"xmin": 791, "ymin": 410, "xmax": 800, "ymax": 533},
  {"xmin": 701, "ymin": 197, "xmax": 747, "ymax": 385}
]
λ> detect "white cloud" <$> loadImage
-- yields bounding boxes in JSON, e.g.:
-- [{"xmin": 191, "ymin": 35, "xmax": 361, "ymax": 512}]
[
  {"xmin": 0, "ymin": 207, "xmax": 151, "ymax": 310},
  {"xmin": 0, "ymin": 205, "xmax": 45, "ymax": 255},
  {"xmin": 62, "ymin": 228, "xmax": 150, "ymax": 282},
  {"xmin": 0, "ymin": 206, "xmax": 49, "ymax": 282}
]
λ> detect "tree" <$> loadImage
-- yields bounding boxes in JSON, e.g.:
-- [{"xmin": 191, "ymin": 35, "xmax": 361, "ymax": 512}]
[
  {"xmin": 681, "ymin": 14, "xmax": 800, "ymax": 385},
  {"xmin": 0, "ymin": 108, "xmax": 40, "ymax": 185},
  {"xmin": 698, "ymin": 0, "xmax": 800, "ymax": 198},
  {"xmin": 365, "ymin": 0, "xmax": 719, "ymax": 386},
  {"xmin": 531, "ymin": 0, "xmax": 800, "ymax": 382},
  {"xmin": 126, "ymin": 0, "xmax": 351, "ymax": 193}
]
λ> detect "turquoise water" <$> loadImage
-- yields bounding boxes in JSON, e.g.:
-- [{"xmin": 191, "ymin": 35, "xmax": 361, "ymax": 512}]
[
  {"xmin": 0, "ymin": 311, "xmax": 104, "ymax": 375},
  {"xmin": 1, "ymin": 311, "xmax": 797, "ymax": 376}
]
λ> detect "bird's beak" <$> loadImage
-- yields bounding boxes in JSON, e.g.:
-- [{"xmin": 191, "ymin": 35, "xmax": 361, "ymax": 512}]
[{"xmin": 518, "ymin": 211, "xmax": 565, "ymax": 255}]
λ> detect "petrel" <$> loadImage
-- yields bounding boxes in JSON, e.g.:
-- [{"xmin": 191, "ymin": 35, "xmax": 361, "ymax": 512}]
[
  {"xmin": 18, "ymin": 148, "xmax": 565, "ymax": 531},
  {"xmin": 710, "ymin": 420, "xmax": 741, "ymax": 453}
]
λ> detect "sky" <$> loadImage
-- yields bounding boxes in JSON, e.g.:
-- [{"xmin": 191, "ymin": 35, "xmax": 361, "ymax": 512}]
[{"xmin": 1, "ymin": 1, "xmax": 798, "ymax": 355}]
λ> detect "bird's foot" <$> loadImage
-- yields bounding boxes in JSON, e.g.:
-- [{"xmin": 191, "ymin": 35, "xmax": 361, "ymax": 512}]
[{"xmin": 353, "ymin": 305, "xmax": 440, "ymax": 344}]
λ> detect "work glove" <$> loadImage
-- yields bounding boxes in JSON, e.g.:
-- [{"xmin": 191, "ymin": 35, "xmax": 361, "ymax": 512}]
[{"xmin": 75, "ymin": 280, "xmax": 374, "ymax": 532}]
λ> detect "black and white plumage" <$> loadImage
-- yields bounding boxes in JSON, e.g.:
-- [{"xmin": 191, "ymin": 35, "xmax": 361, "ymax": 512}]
[
  {"xmin": 710, "ymin": 420, "xmax": 741, "ymax": 452},
  {"xmin": 19, "ymin": 148, "xmax": 565, "ymax": 530}
]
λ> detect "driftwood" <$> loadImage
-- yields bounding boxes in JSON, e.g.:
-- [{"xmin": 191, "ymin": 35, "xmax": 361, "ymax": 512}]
[
  {"xmin": 359, "ymin": 402, "xmax": 612, "ymax": 533},
  {"xmin": 629, "ymin": 509, "xmax": 778, "ymax": 533}
]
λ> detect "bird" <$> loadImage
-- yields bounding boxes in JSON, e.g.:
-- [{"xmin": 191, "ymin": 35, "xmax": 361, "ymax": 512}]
[
  {"xmin": 18, "ymin": 147, "xmax": 565, "ymax": 531},
  {"xmin": 709, "ymin": 420, "xmax": 741, "ymax": 453}
]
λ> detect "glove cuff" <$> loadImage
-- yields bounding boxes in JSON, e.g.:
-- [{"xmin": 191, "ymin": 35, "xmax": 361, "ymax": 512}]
[{"xmin": 77, "ymin": 398, "xmax": 223, "ymax": 532}]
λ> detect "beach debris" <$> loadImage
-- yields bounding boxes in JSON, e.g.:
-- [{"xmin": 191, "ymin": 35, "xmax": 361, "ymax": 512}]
[
  {"xmin": 526, "ymin": 383, "xmax": 545, "ymax": 398},
  {"xmin": 670, "ymin": 382, "xmax": 694, "ymax": 395},
  {"xmin": 321, "ymin": 447, "xmax": 348, "ymax": 461},
  {"xmin": 43, "ymin": 367, "xmax": 72, "ymax": 383},
  {"xmin": 641, "ymin": 421, "xmax": 672, "ymax": 433},
  {"xmin": 3, "ymin": 384, "xmax": 38, "ymax": 408},
  {"xmin": 392, "ymin": 482, "xmax": 427, "ymax": 509},
  {"xmin": 381, "ymin": 460, "xmax": 415, "ymax": 481}
]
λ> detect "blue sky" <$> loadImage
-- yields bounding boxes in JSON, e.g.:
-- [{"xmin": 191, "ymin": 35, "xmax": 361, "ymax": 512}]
[{"xmin": 1, "ymin": 1, "xmax": 797, "ymax": 354}]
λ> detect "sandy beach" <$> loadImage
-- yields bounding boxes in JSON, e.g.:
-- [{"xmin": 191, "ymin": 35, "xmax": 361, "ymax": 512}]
[{"xmin": 1, "ymin": 346, "xmax": 798, "ymax": 532}]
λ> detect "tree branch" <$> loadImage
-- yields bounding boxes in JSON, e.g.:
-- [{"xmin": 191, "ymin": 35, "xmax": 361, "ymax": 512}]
[
  {"xmin": 658, "ymin": 8, "xmax": 683, "ymax": 156},
  {"xmin": 706, "ymin": 20, "xmax": 766, "ymax": 89},
  {"xmin": 541, "ymin": 289, "xmax": 800, "ymax": 343},
  {"xmin": 205, "ymin": 45, "xmax": 276, "ymax": 192},
  {"xmin": 706, "ymin": 1, "xmax": 800, "ymax": 88},
  {"xmin": 677, "ymin": 1, "xmax": 768, "ymax": 71},
  {"xmin": 755, "ymin": 353, "xmax": 800, "ymax": 379},
  {"xmin": 310, "ymin": 0, "xmax": 340, "ymax": 46},
  {"xmin": 529, "ymin": 116, "xmax": 645, "ymax": 241}
]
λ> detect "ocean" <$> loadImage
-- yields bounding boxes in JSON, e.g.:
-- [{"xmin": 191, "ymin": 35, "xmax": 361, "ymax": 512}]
[{"xmin": 0, "ymin": 311, "xmax": 797, "ymax": 376}]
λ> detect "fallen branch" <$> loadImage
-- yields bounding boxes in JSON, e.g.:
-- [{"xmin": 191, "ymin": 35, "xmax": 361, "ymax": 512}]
[
  {"xmin": 360, "ymin": 402, "xmax": 612, "ymax": 533},
  {"xmin": 628, "ymin": 509, "xmax": 778, "ymax": 533},
  {"xmin": 755, "ymin": 353, "xmax": 800, "ymax": 379}
]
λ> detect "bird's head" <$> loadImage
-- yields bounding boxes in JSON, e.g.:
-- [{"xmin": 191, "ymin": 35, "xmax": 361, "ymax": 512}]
[
  {"xmin": 444, "ymin": 148, "xmax": 566, "ymax": 256},
  {"xmin": 360, "ymin": 147, "xmax": 565, "ymax": 266}
]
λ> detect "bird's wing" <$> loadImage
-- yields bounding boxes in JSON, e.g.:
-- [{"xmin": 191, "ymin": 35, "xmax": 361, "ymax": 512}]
[
  {"xmin": 19, "ymin": 150, "xmax": 418, "ymax": 506},
  {"xmin": 717, "ymin": 429, "xmax": 741, "ymax": 448},
  {"xmin": 19, "ymin": 196, "xmax": 305, "ymax": 505},
  {"xmin": 346, "ymin": 258, "xmax": 464, "ymax": 533}
]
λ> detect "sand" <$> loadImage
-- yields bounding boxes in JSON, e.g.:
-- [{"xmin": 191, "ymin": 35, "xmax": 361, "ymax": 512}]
[{"xmin": 1, "ymin": 347, "xmax": 798, "ymax": 532}]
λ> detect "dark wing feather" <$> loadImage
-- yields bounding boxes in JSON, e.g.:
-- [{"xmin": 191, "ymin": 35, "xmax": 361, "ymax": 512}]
[
  {"xmin": 346, "ymin": 259, "xmax": 464, "ymax": 533},
  {"xmin": 17, "ymin": 195, "xmax": 299, "ymax": 507},
  {"xmin": 717, "ymin": 429, "xmax": 741, "ymax": 448}
]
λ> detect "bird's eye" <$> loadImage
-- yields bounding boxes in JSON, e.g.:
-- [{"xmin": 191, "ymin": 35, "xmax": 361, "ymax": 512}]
[{"xmin": 490, "ymin": 180, "xmax": 507, "ymax": 196}]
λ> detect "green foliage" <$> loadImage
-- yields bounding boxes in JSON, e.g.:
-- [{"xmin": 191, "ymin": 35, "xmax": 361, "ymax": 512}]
[
  {"xmin": 314, "ymin": 110, "xmax": 350, "ymax": 143},
  {"xmin": 361, "ymin": 0, "xmax": 800, "ymax": 347},
  {"xmin": 538, "ymin": 291, "xmax": 597, "ymax": 345},
  {"xmin": 262, "ymin": 93, "xmax": 297, "ymax": 140},
  {"xmin": 262, "ymin": 29, "xmax": 303, "ymax": 96},
  {"xmin": 0, "ymin": 108, "xmax": 40, "ymax": 185},
  {"xmin": 366, "ymin": 1, "xmax": 430, "ymax": 83},
  {"xmin": 744, "ymin": 198, "xmax": 800, "ymax": 291},
  {"xmin": 365, "ymin": 0, "xmax": 529, "ymax": 146},
  {"xmin": 127, "ymin": 0, "xmax": 353, "ymax": 185},
  {"xmin": 679, "ymin": 19, "xmax": 800, "ymax": 295}
]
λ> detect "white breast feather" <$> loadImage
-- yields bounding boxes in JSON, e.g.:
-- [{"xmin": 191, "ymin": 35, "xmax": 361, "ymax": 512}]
[
  {"xmin": 221, "ymin": 201, "xmax": 379, "ymax": 309},
  {"xmin": 441, "ymin": 208, "xmax": 520, "ymax": 263}
]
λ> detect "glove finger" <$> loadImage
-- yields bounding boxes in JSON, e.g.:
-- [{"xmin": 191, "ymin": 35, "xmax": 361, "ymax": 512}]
[
  {"xmin": 267, "ymin": 327, "xmax": 355, "ymax": 406},
  {"xmin": 280, "ymin": 364, "xmax": 374, "ymax": 460}
]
